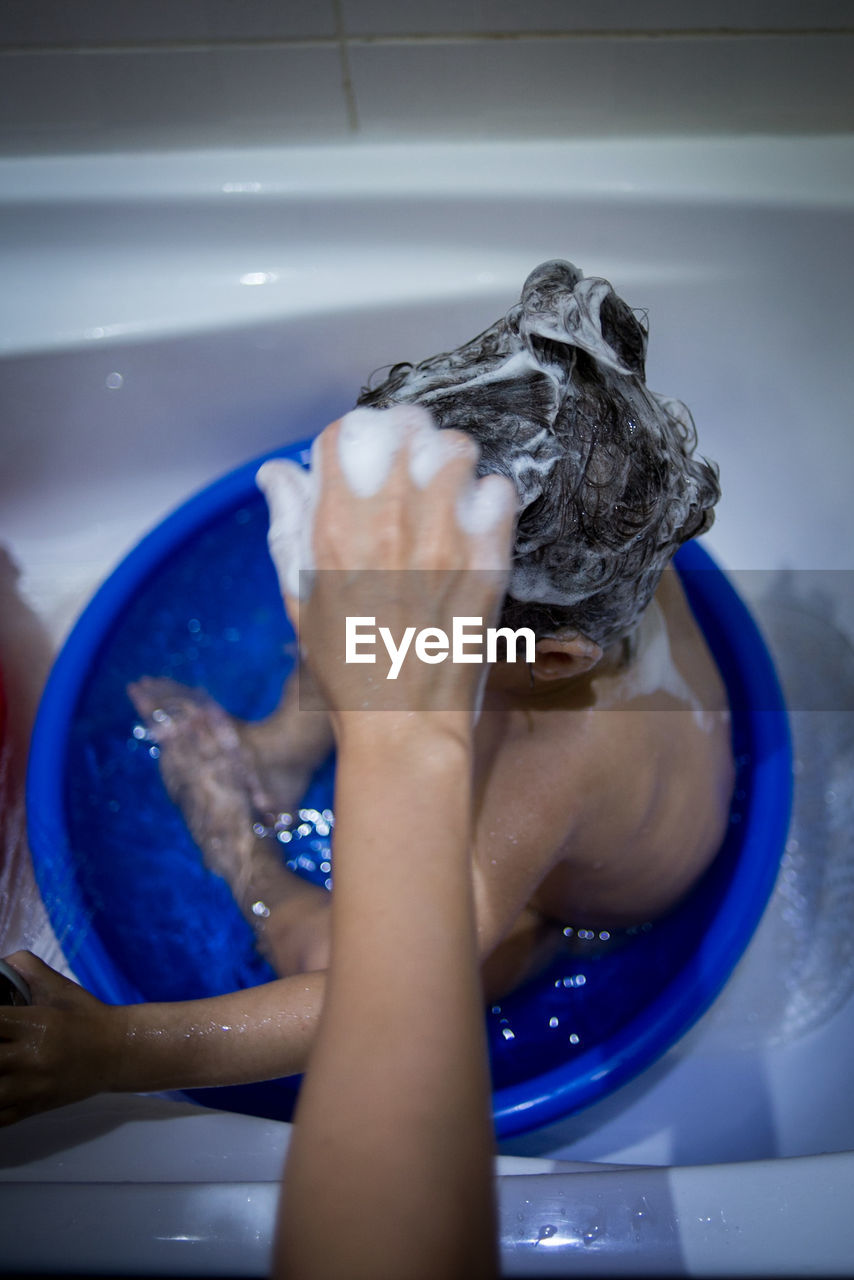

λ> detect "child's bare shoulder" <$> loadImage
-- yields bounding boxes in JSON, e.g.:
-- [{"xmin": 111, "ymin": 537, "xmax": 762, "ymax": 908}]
[{"xmin": 528, "ymin": 583, "xmax": 733, "ymax": 924}]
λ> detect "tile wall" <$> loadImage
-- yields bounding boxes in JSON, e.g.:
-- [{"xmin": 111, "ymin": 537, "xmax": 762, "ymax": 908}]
[{"xmin": 1, "ymin": 1, "xmax": 852, "ymax": 153}]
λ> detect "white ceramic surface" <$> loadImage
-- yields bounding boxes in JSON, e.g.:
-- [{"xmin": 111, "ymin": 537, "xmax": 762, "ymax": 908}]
[{"xmin": 1, "ymin": 136, "xmax": 853, "ymax": 1275}]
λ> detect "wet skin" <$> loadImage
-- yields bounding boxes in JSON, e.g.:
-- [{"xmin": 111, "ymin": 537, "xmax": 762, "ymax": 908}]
[
  {"xmin": 0, "ymin": 415, "xmax": 733, "ymax": 1126},
  {"xmin": 128, "ymin": 565, "xmax": 734, "ymax": 996}
]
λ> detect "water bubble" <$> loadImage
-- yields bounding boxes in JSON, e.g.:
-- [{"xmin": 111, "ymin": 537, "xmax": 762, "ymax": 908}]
[
  {"xmin": 501, "ymin": 1027, "xmax": 515, "ymax": 1041},
  {"xmin": 634, "ymin": 1195, "xmax": 651, "ymax": 1221},
  {"xmin": 187, "ymin": 618, "xmax": 201, "ymax": 634},
  {"xmin": 548, "ymin": 1017, "xmax": 559, "ymax": 1028},
  {"xmin": 132, "ymin": 724, "xmax": 147, "ymax": 740},
  {"xmin": 569, "ymin": 1033, "xmax": 580, "ymax": 1045},
  {"xmin": 537, "ymin": 1224, "xmax": 557, "ymax": 1241},
  {"xmin": 148, "ymin": 745, "xmax": 160, "ymax": 759},
  {"xmin": 240, "ymin": 270, "xmax": 277, "ymax": 286},
  {"xmin": 105, "ymin": 371, "xmax": 124, "ymax": 389},
  {"xmin": 277, "ymin": 830, "xmax": 292, "ymax": 844},
  {"xmin": 562, "ymin": 974, "xmax": 588, "ymax": 988}
]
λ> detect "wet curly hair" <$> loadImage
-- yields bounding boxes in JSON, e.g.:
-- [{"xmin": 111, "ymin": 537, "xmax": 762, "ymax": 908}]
[{"xmin": 357, "ymin": 259, "xmax": 720, "ymax": 648}]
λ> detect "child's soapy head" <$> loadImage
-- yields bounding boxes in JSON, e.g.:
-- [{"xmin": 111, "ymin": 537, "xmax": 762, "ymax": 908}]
[{"xmin": 357, "ymin": 259, "xmax": 720, "ymax": 648}]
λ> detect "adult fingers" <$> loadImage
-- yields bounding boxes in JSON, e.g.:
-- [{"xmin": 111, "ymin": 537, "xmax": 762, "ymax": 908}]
[
  {"xmin": 458, "ymin": 473, "xmax": 518, "ymax": 570},
  {"xmin": 256, "ymin": 457, "xmax": 315, "ymax": 600}
]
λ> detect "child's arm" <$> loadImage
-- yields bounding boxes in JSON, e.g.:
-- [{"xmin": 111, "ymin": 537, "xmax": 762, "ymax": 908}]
[
  {"xmin": 239, "ymin": 657, "xmax": 333, "ymax": 803},
  {"xmin": 0, "ymin": 956, "xmax": 324, "ymax": 1125}
]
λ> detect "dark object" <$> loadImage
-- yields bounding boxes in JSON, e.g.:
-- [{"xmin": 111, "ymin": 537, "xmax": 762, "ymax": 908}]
[{"xmin": 0, "ymin": 959, "xmax": 31, "ymax": 1006}]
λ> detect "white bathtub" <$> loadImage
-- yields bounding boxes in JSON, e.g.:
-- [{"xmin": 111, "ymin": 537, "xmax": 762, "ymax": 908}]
[{"xmin": 1, "ymin": 136, "xmax": 853, "ymax": 1275}]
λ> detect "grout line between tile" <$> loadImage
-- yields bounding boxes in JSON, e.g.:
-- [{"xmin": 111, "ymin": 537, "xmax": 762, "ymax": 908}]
[
  {"xmin": 339, "ymin": 26, "xmax": 854, "ymax": 44},
  {"xmin": 332, "ymin": 0, "xmax": 360, "ymax": 134},
  {"xmin": 0, "ymin": 38, "xmax": 338, "ymax": 57},
  {"xmin": 1, "ymin": 27, "xmax": 852, "ymax": 57}
]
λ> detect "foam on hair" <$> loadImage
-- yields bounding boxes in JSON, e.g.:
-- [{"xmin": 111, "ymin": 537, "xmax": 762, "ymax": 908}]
[{"xmin": 357, "ymin": 259, "xmax": 720, "ymax": 647}]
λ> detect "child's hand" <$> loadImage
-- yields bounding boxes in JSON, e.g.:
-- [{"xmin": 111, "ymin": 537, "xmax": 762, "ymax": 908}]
[
  {"xmin": 0, "ymin": 952, "xmax": 124, "ymax": 1126},
  {"xmin": 257, "ymin": 407, "xmax": 517, "ymax": 721}
]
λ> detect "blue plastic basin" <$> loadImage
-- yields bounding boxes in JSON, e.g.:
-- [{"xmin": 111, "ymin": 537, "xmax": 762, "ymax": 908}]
[{"xmin": 27, "ymin": 439, "xmax": 792, "ymax": 1137}]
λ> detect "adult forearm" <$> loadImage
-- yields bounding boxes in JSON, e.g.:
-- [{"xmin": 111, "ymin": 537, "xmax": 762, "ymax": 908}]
[{"xmin": 280, "ymin": 723, "xmax": 497, "ymax": 1280}]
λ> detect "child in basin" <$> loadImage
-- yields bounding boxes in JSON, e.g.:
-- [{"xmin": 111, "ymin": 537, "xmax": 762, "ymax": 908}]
[{"xmin": 0, "ymin": 260, "xmax": 733, "ymax": 1121}]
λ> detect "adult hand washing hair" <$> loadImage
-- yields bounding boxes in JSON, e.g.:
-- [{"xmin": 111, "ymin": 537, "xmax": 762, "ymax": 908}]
[
  {"xmin": 271, "ymin": 412, "xmax": 506, "ymax": 1280},
  {"xmin": 256, "ymin": 407, "xmax": 517, "ymax": 720}
]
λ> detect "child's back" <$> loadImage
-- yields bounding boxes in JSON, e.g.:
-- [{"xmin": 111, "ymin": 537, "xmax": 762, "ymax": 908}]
[
  {"xmin": 471, "ymin": 567, "xmax": 733, "ymax": 995},
  {"xmin": 359, "ymin": 259, "xmax": 733, "ymax": 983}
]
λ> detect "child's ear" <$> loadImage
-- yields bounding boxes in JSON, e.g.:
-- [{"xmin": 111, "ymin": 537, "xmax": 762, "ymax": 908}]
[{"xmin": 533, "ymin": 631, "xmax": 603, "ymax": 681}]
